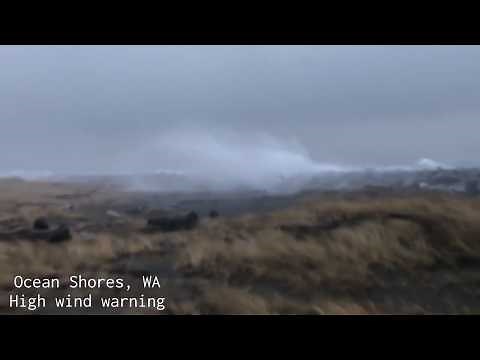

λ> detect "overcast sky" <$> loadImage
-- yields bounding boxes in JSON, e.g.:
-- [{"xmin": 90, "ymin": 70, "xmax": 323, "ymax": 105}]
[{"xmin": 1, "ymin": 45, "xmax": 479, "ymax": 174}]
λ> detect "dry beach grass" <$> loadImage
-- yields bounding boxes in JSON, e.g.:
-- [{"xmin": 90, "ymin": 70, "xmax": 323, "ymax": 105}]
[{"xmin": 1, "ymin": 178, "xmax": 480, "ymax": 314}]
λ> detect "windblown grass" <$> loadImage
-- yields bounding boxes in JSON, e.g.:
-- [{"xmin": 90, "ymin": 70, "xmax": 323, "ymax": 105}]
[{"xmin": 1, "ymin": 181, "xmax": 480, "ymax": 314}]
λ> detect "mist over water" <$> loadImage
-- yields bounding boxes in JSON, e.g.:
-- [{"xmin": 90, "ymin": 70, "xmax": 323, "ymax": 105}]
[
  {"xmin": 104, "ymin": 128, "xmax": 453, "ymax": 193},
  {"xmin": 0, "ymin": 126, "xmax": 456, "ymax": 193},
  {"xmin": 118, "ymin": 128, "xmax": 353, "ymax": 192}
]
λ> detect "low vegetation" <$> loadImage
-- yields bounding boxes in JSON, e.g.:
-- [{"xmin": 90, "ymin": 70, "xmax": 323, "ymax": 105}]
[{"xmin": 1, "ymin": 179, "xmax": 480, "ymax": 314}]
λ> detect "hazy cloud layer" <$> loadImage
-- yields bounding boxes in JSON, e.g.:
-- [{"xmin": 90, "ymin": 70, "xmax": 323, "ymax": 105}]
[{"xmin": 1, "ymin": 45, "xmax": 480, "ymax": 178}]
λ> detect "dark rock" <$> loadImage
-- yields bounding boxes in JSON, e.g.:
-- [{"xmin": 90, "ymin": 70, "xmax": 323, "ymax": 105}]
[
  {"xmin": 48, "ymin": 225, "xmax": 72, "ymax": 243},
  {"xmin": 209, "ymin": 210, "xmax": 219, "ymax": 218},
  {"xmin": 33, "ymin": 217, "xmax": 49, "ymax": 230},
  {"xmin": 147, "ymin": 211, "xmax": 199, "ymax": 232}
]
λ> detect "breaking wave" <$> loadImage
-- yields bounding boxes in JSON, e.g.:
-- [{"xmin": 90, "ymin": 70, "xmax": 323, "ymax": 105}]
[
  {"xmin": 0, "ymin": 125, "xmax": 454, "ymax": 193},
  {"xmin": 122, "ymin": 128, "xmax": 355, "ymax": 191}
]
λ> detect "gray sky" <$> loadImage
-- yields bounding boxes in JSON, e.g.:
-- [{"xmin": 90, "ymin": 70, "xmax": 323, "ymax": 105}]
[{"xmin": 1, "ymin": 45, "xmax": 480, "ymax": 175}]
